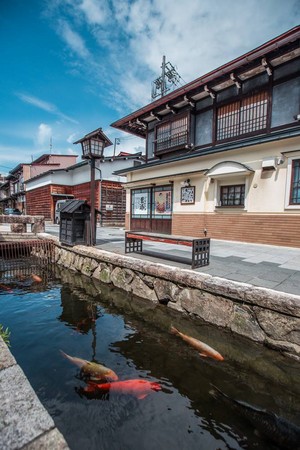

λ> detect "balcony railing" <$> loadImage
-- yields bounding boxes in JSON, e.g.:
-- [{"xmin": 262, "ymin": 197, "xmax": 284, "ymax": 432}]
[{"xmin": 155, "ymin": 130, "xmax": 188, "ymax": 154}]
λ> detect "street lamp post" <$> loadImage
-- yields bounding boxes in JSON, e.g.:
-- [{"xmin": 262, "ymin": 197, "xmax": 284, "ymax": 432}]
[{"xmin": 74, "ymin": 128, "xmax": 112, "ymax": 245}]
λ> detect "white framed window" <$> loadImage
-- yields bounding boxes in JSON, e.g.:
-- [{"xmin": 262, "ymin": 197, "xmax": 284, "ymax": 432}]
[
  {"xmin": 213, "ymin": 177, "xmax": 249, "ymax": 210},
  {"xmin": 285, "ymin": 154, "xmax": 300, "ymax": 209}
]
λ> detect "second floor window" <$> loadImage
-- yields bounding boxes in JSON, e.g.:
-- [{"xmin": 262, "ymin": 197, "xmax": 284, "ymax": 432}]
[
  {"xmin": 156, "ymin": 115, "xmax": 188, "ymax": 154},
  {"xmin": 217, "ymin": 91, "xmax": 268, "ymax": 141}
]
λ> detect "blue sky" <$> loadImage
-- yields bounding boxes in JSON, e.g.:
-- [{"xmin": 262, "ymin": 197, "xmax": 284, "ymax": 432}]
[{"xmin": 0, "ymin": 0, "xmax": 299, "ymax": 174}]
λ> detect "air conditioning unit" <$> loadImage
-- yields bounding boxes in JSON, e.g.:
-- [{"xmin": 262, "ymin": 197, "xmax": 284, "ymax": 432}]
[{"xmin": 262, "ymin": 157, "xmax": 276, "ymax": 171}]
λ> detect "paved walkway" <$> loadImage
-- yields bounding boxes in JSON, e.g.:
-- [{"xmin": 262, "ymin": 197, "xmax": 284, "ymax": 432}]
[
  {"xmin": 2, "ymin": 223, "xmax": 300, "ymax": 296},
  {"xmin": 90, "ymin": 227, "xmax": 300, "ymax": 296}
]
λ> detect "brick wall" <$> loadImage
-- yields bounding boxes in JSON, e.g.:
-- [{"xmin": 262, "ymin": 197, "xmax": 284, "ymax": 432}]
[
  {"xmin": 51, "ymin": 185, "xmax": 73, "ymax": 196},
  {"xmin": 72, "ymin": 182, "xmax": 100, "ymax": 207},
  {"xmin": 26, "ymin": 181, "xmax": 128, "ymax": 226},
  {"xmin": 172, "ymin": 213, "xmax": 300, "ymax": 247},
  {"xmin": 26, "ymin": 185, "xmax": 52, "ymax": 219},
  {"xmin": 71, "ymin": 181, "xmax": 126, "ymax": 225}
]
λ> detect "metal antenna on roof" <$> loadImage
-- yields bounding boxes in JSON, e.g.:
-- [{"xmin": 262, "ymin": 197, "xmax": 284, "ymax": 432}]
[
  {"xmin": 151, "ymin": 55, "xmax": 184, "ymax": 100},
  {"xmin": 50, "ymin": 136, "xmax": 52, "ymax": 154}
]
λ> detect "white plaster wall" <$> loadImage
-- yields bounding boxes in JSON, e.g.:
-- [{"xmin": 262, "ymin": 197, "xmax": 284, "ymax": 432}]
[{"xmin": 126, "ymin": 137, "xmax": 300, "ymax": 214}]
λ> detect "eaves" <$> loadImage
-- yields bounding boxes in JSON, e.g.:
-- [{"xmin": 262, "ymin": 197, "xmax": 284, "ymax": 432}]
[{"xmin": 113, "ymin": 127, "xmax": 300, "ymax": 175}]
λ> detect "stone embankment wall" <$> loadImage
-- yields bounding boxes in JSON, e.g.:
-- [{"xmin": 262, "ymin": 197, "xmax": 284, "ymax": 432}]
[
  {"xmin": 0, "ymin": 337, "xmax": 69, "ymax": 449},
  {"xmin": 53, "ymin": 241, "xmax": 300, "ymax": 360}
]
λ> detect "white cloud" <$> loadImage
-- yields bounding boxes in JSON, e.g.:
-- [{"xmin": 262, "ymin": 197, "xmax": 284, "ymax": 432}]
[
  {"xmin": 57, "ymin": 19, "xmax": 90, "ymax": 58},
  {"xmin": 47, "ymin": 0, "xmax": 300, "ymax": 111},
  {"xmin": 16, "ymin": 92, "xmax": 79, "ymax": 124},
  {"xmin": 37, "ymin": 123, "xmax": 52, "ymax": 147},
  {"xmin": 17, "ymin": 93, "xmax": 57, "ymax": 114},
  {"xmin": 78, "ymin": 0, "xmax": 108, "ymax": 25},
  {"xmin": 66, "ymin": 132, "xmax": 79, "ymax": 143}
]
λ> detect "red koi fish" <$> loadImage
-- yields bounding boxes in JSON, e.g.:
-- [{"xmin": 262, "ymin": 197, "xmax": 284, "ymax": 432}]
[
  {"xmin": 0, "ymin": 283, "xmax": 13, "ymax": 292},
  {"xmin": 84, "ymin": 379, "xmax": 161, "ymax": 400},
  {"xmin": 31, "ymin": 274, "xmax": 42, "ymax": 283},
  {"xmin": 170, "ymin": 326, "xmax": 224, "ymax": 361}
]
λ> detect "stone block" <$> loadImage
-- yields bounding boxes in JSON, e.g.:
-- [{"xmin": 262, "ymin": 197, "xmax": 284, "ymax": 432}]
[
  {"xmin": 179, "ymin": 288, "xmax": 233, "ymax": 327},
  {"xmin": 22, "ymin": 428, "xmax": 69, "ymax": 450},
  {"xmin": 111, "ymin": 267, "xmax": 134, "ymax": 291},
  {"xmin": 81, "ymin": 258, "xmax": 98, "ymax": 277},
  {"xmin": 153, "ymin": 279, "xmax": 180, "ymax": 304},
  {"xmin": 265, "ymin": 337, "xmax": 300, "ymax": 358},
  {"xmin": 202, "ymin": 277, "xmax": 250, "ymax": 301},
  {"xmin": 255, "ymin": 308, "xmax": 300, "ymax": 345},
  {"xmin": 229, "ymin": 304, "xmax": 265, "ymax": 342},
  {"xmin": 31, "ymin": 218, "xmax": 45, "ymax": 233},
  {"xmin": 0, "ymin": 337, "xmax": 16, "ymax": 370},
  {"xmin": 131, "ymin": 276, "xmax": 158, "ymax": 303},
  {"xmin": 10, "ymin": 223, "xmax": 26, "ymax": 233},
  {"xmin": 244, "ymin": 288, "xmax": 300, "ymax": 318},
  {"xmin": 0, "ymin": 365, "xmax": 54, "ymax": 449},
  {"xmin": 93, "ymin": 263, "xmax": 111, "ymax": 283}
]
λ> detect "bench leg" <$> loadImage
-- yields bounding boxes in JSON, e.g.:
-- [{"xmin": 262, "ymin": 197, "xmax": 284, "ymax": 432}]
[
  {"xmin": 125, "ymin": 237, "xmax": 143, "ymax": 254},
  {"xmin": 192, "ymin": 239, "xmax": 210, "ymax": 269}
]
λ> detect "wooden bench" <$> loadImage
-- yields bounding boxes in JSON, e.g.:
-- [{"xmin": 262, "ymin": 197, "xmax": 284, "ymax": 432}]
[{"xmin": 125, "ymin": 231, "xmax": 210, "ymax": 269}]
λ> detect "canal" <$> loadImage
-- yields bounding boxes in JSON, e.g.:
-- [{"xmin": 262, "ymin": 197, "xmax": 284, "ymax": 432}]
[{"xmin": 1, "ymin": 266, "xmax": 299, "ymax": 449}]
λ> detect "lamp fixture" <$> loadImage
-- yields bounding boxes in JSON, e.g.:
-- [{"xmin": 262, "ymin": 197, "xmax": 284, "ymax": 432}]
[
  {"xmin": 74, "ymin": 127, "xmax": 112, "ymax": 246},
  {"xmin": 73, "ymin": 128, "xmax": 112, "ymax": 160},
  {"xmin": 181, "ymin": 179, "xmax": 191, "ymax": 187}
]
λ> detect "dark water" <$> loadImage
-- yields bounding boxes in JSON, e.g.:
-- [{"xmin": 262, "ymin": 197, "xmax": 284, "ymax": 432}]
[{"xmin": 0, "ymin": 267, "xmax": 299, "ymax": 450}]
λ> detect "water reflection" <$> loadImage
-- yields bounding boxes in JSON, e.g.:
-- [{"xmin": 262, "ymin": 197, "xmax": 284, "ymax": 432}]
[
  {"xmin": 2, "ymin": 264, "xmax": 299, "ymax": 450},
  {"xmin": 57, "ymin": 267, "xmax": 300, "ymax": 422}
]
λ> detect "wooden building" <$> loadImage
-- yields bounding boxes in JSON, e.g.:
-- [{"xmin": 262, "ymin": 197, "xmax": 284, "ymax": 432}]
[
  {"xmin": 25, "ymin": 153, "xmax": 144, "ymax": 225},
  {"xmin": 0, "ymin": 155, "xmax": 77, "ymax": 213},
  {"xmin": 111, "ymin": 26, "xmax": 300, "ymax": 247}
]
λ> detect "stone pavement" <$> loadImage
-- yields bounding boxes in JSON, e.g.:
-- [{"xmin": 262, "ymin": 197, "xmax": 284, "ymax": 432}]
[
  {"xmin": 2, "ymin": 223, "xmax": 300, "ymax": 296},
  {"xmin": 90, "ymin": 227, "xmax": 300, "ymax": 296}
]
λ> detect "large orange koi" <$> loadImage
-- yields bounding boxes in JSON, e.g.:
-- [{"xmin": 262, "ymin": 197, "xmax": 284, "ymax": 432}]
[
  {"xmin": 31, "ymin": 274, "xmax": 42, "ymax": 283},
  {"xmin": 84, "ymin": 379, "xmax": 161, "ymax": 400},
  {"xmin": 60, "ymin": 350, "xmax": 118, "ymax": 381},
  {"xmin": 170, "ymin": 326, "xmax": 224, "ymax": 361}
]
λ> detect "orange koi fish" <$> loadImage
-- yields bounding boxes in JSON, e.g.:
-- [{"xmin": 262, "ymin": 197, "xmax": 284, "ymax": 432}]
[
  {"xmin": 60, "ymin": 350, "xmax": 118, "ymax": 381},
  {"xmin": 31, "ymin": 274, "xmax": 42, "ymax": 283},
  {"xmin": 170, "ymin": 326, "xmax": 224, "ymax": 361},
  {"xmin": 85, "ymin": 379, "xmax": 161, "ymax": 400}
]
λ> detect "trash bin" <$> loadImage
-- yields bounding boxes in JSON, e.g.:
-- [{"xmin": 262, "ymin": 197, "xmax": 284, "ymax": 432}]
[{"xmin": 59, "ymin": 200, "xmax": 91, "ymax": 246}]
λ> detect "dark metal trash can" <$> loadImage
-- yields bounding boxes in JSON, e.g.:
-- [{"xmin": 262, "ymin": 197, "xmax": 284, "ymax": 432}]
[{"xmin": 59, "ymin": 200, "xmax": 91, "ymax": 246}]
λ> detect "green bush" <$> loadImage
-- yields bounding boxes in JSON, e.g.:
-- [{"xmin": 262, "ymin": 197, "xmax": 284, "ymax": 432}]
[{"xmin": 0, "ymin": 324, "xmax": 10, "ymax": 347}]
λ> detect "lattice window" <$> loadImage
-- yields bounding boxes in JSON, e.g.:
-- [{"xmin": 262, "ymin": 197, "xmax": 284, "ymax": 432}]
[
  {"xmin": 156, "ymin": 115, "xmax": 188, "ymax": 153},
  {"xmin": 217, "ymin": 91, "xmax": 268, "ymax": 141},
  {"xmin": 220, "ymin": 184, "xmax": 245, "ymax": 206},
  {"xmin": 290, "ymin": 159, "xmax": 300, "ymax": 204}
]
